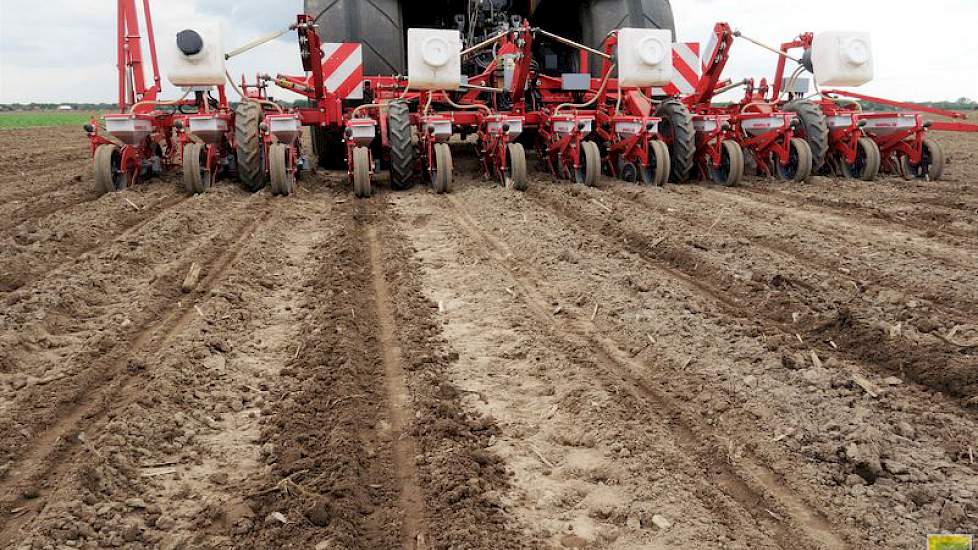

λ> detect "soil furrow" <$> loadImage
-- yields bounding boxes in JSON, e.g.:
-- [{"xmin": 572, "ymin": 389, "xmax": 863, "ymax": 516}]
[
  {"xmin": 0, "ymin": 190, "xmax": 103, "ymax": 235},
  {"xmin": 0, "ymin": 193, "xmax": 190, "ymax": 294},
  {"xmin": 701, "ymin": 186, "xmax": 978, "ymax": 273},
  {"xmin": 0, "ymin": 205, "xmax": 275, "ymax": 544},
  {"xmin": 443, "ymin": 194, "xmax": 850, "ymax": 550},
  {"xmin": 364, "ymin": 220, "xmax": 428, "ymax": 548},
  {"xmin": 606, "ymin": 184, "xmax": 978, "ymax": 324},
  {"xmin": 528, "ymin": 185, "xmax": 978, "ymax": 402},
  {"xmin": 0, "ymin": 160, "xmax": 90, "ymax": 202},
  {"xmin": 736, "ymin": 185, "xmax": 978, "ymax": 244},
  {"xmin": 238, "ymin": 203, "xmax": 411, "ymax": 549}
]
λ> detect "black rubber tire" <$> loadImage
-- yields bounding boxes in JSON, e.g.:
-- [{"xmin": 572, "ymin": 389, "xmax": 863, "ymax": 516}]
[
  {"xmin": 580, "ymin": 0, "xmax": 676, "ymax": 75},
  {"xmin": 305, "ymin": 0, "xmax": 405, "ymax": 76},
  {"xmin": 619, "ymin": 160, "xmax": 638, "ymax": 183},
  {"xmin": 784, "ymin": 100, "xmax": 830, "ymax": 173},
  {"xmin": 352, "ymin": 146, "xmax": 372, "ymax": 198},
  {"xmin": 921, "ymin": 138, "xmax": 945, "ymax": 182},
  {"xmin": 901, "ymin": 138, "xmax": 945, "ymax": 182},
  {"xmin": 94, "ymin": 144, "xmax": 128, "ymax": 195},
  {"xmin": 234, "ymin": 102, "xmax": 266, "ymax": 192},
  {"xmin": 269, "ymin": 143, "xmax": 294, "ymax": 196},
  {"xmin": 582, "ymin": 141, "xmax": 601, "ymax": 187},
  {"xmin": 707, "ymin": 140, "xmax": 744, "ymax": 187},
  {"xmin": 656, "ymin": 99, "xmax": 695, "ymax": 183},
  {"xmin": 387, "ymin": 101, "xmax": 415, "ymax": 190},
  {"xmin": 775, "ymin": 138, "xmax": 813, "ymax": 182},
  {"xmin": 432, "ymin": 143, "xmax": 453, "ymax": 194},
  {"xmin": 841, "ymin": 137, "xmax": 881, "ymax": 182},
  {"xmin": 183, "ymin": 142, "xmax": 212, "ymax": 195},
  {"xmin": 311, "ymin": 126, "xmax": 346, "ymax": 169},
  {"xmin": 505, "ymin": 143, "xmax": 529, "ymax": 191},
  {"xmin": 645, "ymin": 140, "xmax": 671, "ymax": 186}
]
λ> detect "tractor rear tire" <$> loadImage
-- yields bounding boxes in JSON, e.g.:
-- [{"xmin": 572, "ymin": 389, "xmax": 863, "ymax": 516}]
[
  {"xmin": 234, "ymin": 102, "xmax": 267, "ymax": 192},
  {"xmin": 581, "ymin": 0, "xmax": 676, "ymax": 75},
  {"xmin": 656, "ymin": 99, "xmax": 695, "ymax": 183},
  {"xmin": 388, "ymin": 101, "xmax": 415, "ymax": 190},
  {"xmin": 304, "ymin": 0, "xmax": 405, "ymax": 76},
  {"xmin": 784, "ymin": 100, "xmax": 830, "ymax": 173}
]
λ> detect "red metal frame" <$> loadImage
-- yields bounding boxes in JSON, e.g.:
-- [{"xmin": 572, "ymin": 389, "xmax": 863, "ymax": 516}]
[
  {"xmin": 117, "ymin": 0, "xmax": 161, "ymax": 112},
  {"xmin": 89, "ymin": 0, "xmax": 227, "ymax": 191},
  {"xmin": 271, "ymin": 21, "xmax": 674, "ymax": 189},
  {"xmin": 692, "ymin": 113, "xmax": 739, "ymax": 180},
  {"xmin": 770, "ymin": 32, "xmax": 977, "ymax": 178},
  {"xmin": 477, "ymin": 114, "xmax": 524, "ymax": 184},
  {"xmin": 687, "ymin": 23, "xmax": 807, "ymax": 179}
]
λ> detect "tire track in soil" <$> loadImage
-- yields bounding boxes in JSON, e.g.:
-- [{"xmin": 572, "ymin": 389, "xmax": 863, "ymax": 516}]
[
  {"xmin": 0, "ymin": 191, "xmax": 104, "ymax": 235},
  {"xmin": 0, "ymin": 205, "xmax": 275, "ymax": 545},
  {"xmin": 606, "ymin": 185, "xmax": 978, "ymax": 324},
  {"xmin": 443, "ymin": 194, "xmax": 849, "ymax": 550},
  {"xmin": 0, "ymin": 146, "xmax": 96, "ymax": 215},
  {"xmin": 365, "ymin": 220, "xmax": 428, "ymax": 549},
  {"xmin": 0, "ymin": 160, "xmax": 91, "ymax": 203},
  {"xmin": 733, "ymin": 185, "xmax": 978, "ymax": 248},
  {"xmin": 239, "ymin": 202, "xmax": 413, "ymax": 549},
  {"xmin": 0, "ymin": 193, "xmax": 190, "ymax": 294},
  {"xmin": 370, "ymin": 195, "xmax": 531, "ymax": 549},
  {"xmin": 528, "ymin": 186, "xmax": 978, "ymax": 403},
  {"xmin": 700, "ymin": 186, "xmax": 978, "ymax": 272},
  {"xmin": 5, "ymin": 195, "xmax": 334, "ymax": 548},
  {"xmin": 241, "ymin": 196, "xmax": 526, "ymax": 550},
  {"xmin": 768, "ymin": 176, "xmax": 978, "ymax": 216}
]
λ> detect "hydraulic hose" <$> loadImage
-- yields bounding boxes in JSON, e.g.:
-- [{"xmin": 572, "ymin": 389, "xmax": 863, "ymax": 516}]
[
  {"xmin": 782, "ymin": 66, "xmax": 805, "ymax": 99},
  {"xmin": 128, "ymin": 89, "xmax": 192, "ymax": 114},
  {"xmin": 554, "ymin": 64, "xmax": 616, "ymax": 114},
  {"xmin": 442, "ymin": 92, "xmax": 493, "ymax": 115}
]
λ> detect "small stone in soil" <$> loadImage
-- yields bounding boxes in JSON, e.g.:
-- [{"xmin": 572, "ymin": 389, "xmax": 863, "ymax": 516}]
[{"xmin": 651, "ymin": 514, "xmax": 672, "ymax": 530}]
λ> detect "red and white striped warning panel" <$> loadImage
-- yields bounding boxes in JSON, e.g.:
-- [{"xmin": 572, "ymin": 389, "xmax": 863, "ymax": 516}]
[
  {"xmin": 652, "ymin": 42, "xmax": 701, "ymax": 96},
  {"xmin": 305, "ymin": 43, "xmax": 364, "ymax": 100}
]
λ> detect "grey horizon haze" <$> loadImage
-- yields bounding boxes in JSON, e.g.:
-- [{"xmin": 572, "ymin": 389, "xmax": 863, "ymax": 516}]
[{"xmin": 0, "ymin": 0, "xmax": 976, "ymax": 104}]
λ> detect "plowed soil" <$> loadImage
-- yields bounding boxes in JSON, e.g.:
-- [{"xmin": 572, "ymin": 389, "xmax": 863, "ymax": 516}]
[{"xmin": 1, "ymin": 125, "xmax": 976, "ymax": 549}]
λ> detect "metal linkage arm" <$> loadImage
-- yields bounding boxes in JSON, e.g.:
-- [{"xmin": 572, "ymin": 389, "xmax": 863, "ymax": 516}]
[
  {"xmin": 824, "ymin": 89, "xmax": 970, "ymax": 120},
  {"xmin": 534, "ymin": 28, "xmax": 613, "ymax": 60}
]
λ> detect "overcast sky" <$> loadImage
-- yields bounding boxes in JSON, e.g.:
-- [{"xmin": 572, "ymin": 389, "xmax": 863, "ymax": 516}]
[{"xmin": 1, "ymin": 0, "xmax": 976, "ymax": 104}]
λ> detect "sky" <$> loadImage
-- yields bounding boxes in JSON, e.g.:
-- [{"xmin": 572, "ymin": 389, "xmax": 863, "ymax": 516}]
[{"xmin": 1, "ymin": 0, "xmax": 976, "ymax": 104}]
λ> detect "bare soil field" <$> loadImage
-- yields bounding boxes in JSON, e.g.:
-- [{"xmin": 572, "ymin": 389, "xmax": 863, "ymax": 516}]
[{"xmin": 0, "ymin": 125, "xmax": 976, "ymax": 549}]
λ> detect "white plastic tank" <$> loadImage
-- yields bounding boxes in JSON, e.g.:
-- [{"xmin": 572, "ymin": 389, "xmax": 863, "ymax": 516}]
[
  {"xmin": 617, "ymin": 28, "xmax": 673, "ymax": 88},
  {"xmin": 811, "ymin": 31, "xmax": 873, "ymax": 87},
  {"xmin": 168, "ymin": 23, "xmax": 226, "ymax": 87},
  {"xmin": 407, "ymin": 29, "xmax": 462, "ymax": 90}
]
